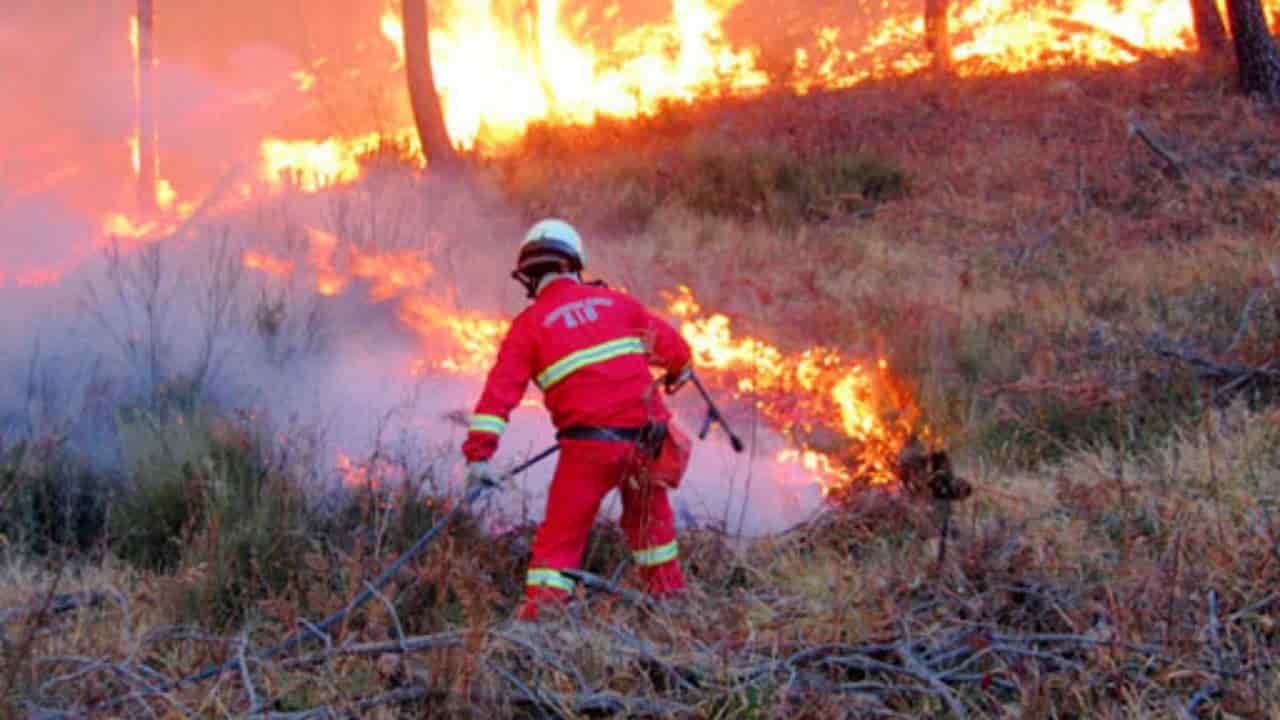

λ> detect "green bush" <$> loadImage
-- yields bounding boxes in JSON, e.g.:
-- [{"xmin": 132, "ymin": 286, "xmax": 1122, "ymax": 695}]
[
  {"xmin": 0, "ymin": 440, "xmax": 108, "ymax": 557},
  {"xmin": 674, "ymin": 134, "xmax": 907, "ymax": 224},
  {"xmin": 110, "ymin": 410, "xmax": 315, "ymax": 626}
]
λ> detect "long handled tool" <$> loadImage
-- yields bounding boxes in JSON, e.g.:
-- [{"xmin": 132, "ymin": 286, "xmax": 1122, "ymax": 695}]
[
  {"xmin": 94, "ymin": 443, "xmax": 561, "ymax": 712},
  {"xmin": 689, "ymin": 372, "xmax": 746, "ymax": 453}
]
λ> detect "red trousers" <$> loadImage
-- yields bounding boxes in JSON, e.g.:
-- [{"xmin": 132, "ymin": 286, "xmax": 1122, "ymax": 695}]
[{"xmin": 520, "ymin": 439, "xmax": 685, "ymax": 620}]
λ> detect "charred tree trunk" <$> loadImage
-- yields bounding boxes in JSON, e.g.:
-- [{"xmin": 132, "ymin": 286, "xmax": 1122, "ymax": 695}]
[
  {"xmin": 403, "ymin": 0, "xmax": 458, "ymax": 169},
  {"xmin": 925, "ymin": 0, "xmax": 952, "ymax": 73},
  {"xmin": 1226, "ymin": 0, "xmax": 1280, "ymax": 101},
  {"xmin": 136, "ymin": 0, "xmax": 158, "ymax": 211},
  {"xmin": 1190, "ymin": 0, "xmax": 1230, "ymax": 54}
]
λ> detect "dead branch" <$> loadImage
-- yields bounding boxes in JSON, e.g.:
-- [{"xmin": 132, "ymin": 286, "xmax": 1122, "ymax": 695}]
[
  {"xmin": 896, "ymin": 641, "xmax": 968, "ymax": 720},
  {"xmin": 247, "ymin": 685, "xmax": 429, "ymax": 719},
  {"xmin": 277, "ymin": 632, "xmax": 465, "ymax": 671},
  {"xmin": 1127, "ymin": 120, "xmax": 1186, "ymax": 178},
  {"xmin": 0, "ymin": 590, "xmax": 109, "ymax": 626},
  {"xmin": 245, "ymin": 682, "xmax": 691, "ymax": 719},
  {"xmin": 1149, "ymin": 334, "xmax": 1280, "ymax": 404}
]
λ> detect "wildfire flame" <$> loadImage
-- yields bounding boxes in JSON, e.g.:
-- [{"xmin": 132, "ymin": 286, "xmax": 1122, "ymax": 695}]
[
  {"xmin": 252, "ymin": 0, "xmax": 1275, "ymax": 190},
  {"xmin": 665, "ymin": 286, "xmax": 921, "ymax": 493}
]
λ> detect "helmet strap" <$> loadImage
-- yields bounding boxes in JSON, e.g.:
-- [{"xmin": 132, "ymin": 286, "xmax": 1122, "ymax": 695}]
[{"xmin": 512, "ymin": 256, "xmax": 577, "ymax": 299}]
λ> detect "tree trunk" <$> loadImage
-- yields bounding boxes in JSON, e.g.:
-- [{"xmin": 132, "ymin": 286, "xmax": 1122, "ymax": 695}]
[
  {"xmin": 925, "ymin": 0, "xmax": 952, "ymax": 73},
  {"xmin": 1226, "ymin": 0, "xmax": 1280, "ymax": 102},
  {"xmin": 1190, "ymin": 0, "xmax": 1229, "ymax": 54},
  {"xmin": 136, "ymin": 0, "xmax": 158, "ymax": 211},
  {"xmin": 403, "ymin": 0, "xmax": 458, "ymax": 169}
]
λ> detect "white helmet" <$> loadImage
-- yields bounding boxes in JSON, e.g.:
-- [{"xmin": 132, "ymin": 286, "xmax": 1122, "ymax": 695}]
[
  {"xmin": 512, "ymin": 219, "xmax": 586, "ymax": 297},
  {"xmin": 517, "ymin": 218, "xmax": 586, "ymax": 272}
]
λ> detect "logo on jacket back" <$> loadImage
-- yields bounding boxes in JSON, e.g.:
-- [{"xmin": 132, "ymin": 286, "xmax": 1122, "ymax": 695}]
[{"xmin": 544, "ymin": 298, "xmax": 613, "ymax": 329}]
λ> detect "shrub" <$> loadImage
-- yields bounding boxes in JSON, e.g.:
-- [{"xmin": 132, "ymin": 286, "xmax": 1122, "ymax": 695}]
[
  {"xmin": 110, "ymin": 410, "xmax": 317, "ymax": 626},
  {"xmin": 674, "ymin": 134, "xmax": 907, "ymax": 224},
  {"xmin": 0, "ymin": 439, "xmax": 108, "ymax": 557}
]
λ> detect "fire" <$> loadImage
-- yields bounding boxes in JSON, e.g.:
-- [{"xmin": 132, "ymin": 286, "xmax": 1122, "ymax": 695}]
[
  {"xmin": 336, "ymin": 450, "xmax": 405, "ymax": 492},
  {"xmin": 102, "ymin": 212, "xmax": 176, "ymax": 240},
  {"xmin": 247, "ymin": 0, "xmax": 1269, "ymax": 193},
  {"xmin": 260, "ymin": 130, "xmax": 422, "ymax": 191},
  {"xmin": 242, "ymin": 250, "xmax": 295, "ymax": 278},
  {"xmin": 665, "ymin": 286, "xmax": 921, "ymax": 494},
  {"xmin": 292, "ymin": 70, "xmax": 317, "ymax": 92},
  {"xmin": 380, "ymin": 7, "xmax": 405, "ymax": 66},
  {"xmin": 381, "ymin": 1, "xmax": 766, "ymax": 149},
  {"xmin": 398, "ymin": 297, "xmax": 509, "ymax": 376}
]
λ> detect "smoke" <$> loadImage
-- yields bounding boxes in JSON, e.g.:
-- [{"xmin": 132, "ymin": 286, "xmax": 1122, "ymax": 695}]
[{"xmin": 0, "ymin": 166, "xmax": 823, "ymax": 536}]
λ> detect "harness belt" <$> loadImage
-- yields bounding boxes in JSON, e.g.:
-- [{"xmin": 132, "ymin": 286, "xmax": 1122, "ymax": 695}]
[
  {"xmin": 556, "ymin": 426, "xmax": 644, "ymax": 442},
  {"xmin": 557, "ymin": 422, "xmax": 669, "ymax": 459}
]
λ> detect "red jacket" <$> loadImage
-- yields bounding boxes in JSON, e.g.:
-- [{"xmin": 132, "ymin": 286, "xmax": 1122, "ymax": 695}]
[{"xmin": 463, "ymin": 278, "xmax": 692, "ymax": 463}]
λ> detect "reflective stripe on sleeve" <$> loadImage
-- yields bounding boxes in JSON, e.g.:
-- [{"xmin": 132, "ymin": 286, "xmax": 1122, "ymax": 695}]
[
  {"xmin": 526, "ymin": 568, "xmax": 575, "ymax": 592},
  {"xmin": 633, "ymin": 540, "xmax": 678, "ymax": 567},
  {"xmin": 535, "ymin": 337, "xmax": 646, "ymax": 390},
  {"xmin": 469, "ymin": 414, "xmax": 507, "ymax": 435}
]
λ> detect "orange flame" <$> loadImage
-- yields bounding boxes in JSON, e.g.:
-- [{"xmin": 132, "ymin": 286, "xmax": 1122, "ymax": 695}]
[
  {"xmin": 665, "ymin": 286, "xmax": 921, "ymax": 494},
  {"xmin": 242, "ymin": 250, "xmax": 296, "ymax": 278},
  {"xmin": 249, "ymin": 0, "xmax": 1267, "ymax": 192}
]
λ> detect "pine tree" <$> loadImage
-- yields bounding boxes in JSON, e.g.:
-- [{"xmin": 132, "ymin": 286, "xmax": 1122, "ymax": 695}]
[{"xmin": 403, "ymin": 0, "xmax": 458, "ymax": 169}]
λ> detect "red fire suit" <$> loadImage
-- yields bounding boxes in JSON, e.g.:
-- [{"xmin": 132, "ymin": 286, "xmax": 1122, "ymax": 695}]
[{"xmin": 462, "ymin": 277, "xmax": 691, "ymax": 619}]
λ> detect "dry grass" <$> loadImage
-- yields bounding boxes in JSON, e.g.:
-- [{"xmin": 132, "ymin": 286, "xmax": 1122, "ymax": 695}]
[{"xmin": 3, "ymin": 406, "xmax": 1278, "ymax": 717}]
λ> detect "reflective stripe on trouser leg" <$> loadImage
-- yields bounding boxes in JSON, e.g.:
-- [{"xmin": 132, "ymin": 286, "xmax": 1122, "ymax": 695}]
[
  {"xmin": 633, "ymin": 540, "xmax": 678, "ymax": 566},
  {"xmin": 526, "ymin": 568, "xmax": 574, "ymax": 592},
  {"xmin": 619, "ymin": 479, "xmax": 685, "ymax": 596}
]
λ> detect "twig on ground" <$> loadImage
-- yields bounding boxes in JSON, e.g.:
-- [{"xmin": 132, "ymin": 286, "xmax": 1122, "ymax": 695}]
[
  {"xmin": 278, "ymin": 632, "xmax": 464, "ymax": 671},
  {"xmin": 237, "ymin": 632, "xmax": 259, "ymax": 713},
  {"xmin": 363, "ymin": 580, "xmax": 409, "ymax": 654},
  {"xmin": 1128, "ymin": 120, "xmax": 1186, "ymax": 178}
]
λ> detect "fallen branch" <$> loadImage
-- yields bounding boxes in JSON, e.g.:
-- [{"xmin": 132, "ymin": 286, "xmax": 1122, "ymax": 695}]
[
  {"xmin": 1149, "ymin": 334, "xmax": 1280, "ymax": 404},
  {"xmin": 0, "ymin": 591, "xmax": 109, "ymax": 626},
  {"xmin": 246, "ymin": 683, "xmax": 691, "ymax": 720},
  {"xmin": 1128, "ymin": 120, "xmax": 1186, "ymax": 178},
  {"xmin": 278, "ymin": 631, "xmax": 465, "ymax": 671}
]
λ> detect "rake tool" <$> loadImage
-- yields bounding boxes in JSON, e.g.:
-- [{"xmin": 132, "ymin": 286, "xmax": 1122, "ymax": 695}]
[{"xmin": 688, "ymin": 372, "xmax": 746, "ymax": 453}]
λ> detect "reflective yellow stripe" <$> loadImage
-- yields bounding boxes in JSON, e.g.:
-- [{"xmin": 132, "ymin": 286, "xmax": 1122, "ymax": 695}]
[
  {"xmin": 526, "ymin": 568, "xmax": 574, "ymax": 592},
  {"xmin": 535, "ymin": 337, "xmax": 646, "ymax": 390},
  {"xmin": 633, "ymin": 540, "xmax": 678, "ymax": 567},
  {"xmin": 469, "ymin": 414, "xmax": 506, "ymax": 435}
]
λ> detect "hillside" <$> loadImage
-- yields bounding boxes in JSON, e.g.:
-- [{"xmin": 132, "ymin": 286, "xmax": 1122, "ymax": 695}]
[{"xmin": 3, "ymin": 58, "xmax": 1280, "ymax": 718}]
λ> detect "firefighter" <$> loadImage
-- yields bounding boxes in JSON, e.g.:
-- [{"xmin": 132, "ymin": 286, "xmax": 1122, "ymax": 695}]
[{"xmin": 462, "ymin": 218, "xmax": 693, "ymax": 620}]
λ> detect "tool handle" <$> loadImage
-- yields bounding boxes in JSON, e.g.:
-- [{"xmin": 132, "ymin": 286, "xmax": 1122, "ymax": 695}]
[
  {"xmin": 690, "ymin": 373, "xmax": 745, "ymax": 454},
  {"xmin": 505, "ymin": 443, "xmax": 560, "ymax": 480},
  {"xmin": 727, "ymin": 432, "xmax": 745, "ymax": 453}
]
